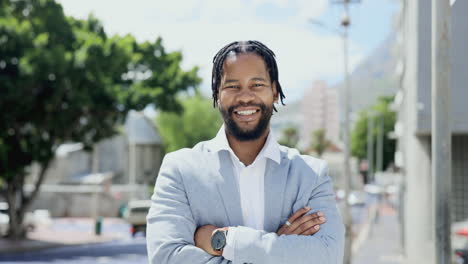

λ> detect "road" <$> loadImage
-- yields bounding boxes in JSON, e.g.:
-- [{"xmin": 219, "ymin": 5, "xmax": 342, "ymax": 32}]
[
  {"xmin": 0, "ymin": 238, "xmax": 147, "ymax": 264},
  {"xmin": 0, "ymin": 197, "xmax": 371, "ymax": 264}
]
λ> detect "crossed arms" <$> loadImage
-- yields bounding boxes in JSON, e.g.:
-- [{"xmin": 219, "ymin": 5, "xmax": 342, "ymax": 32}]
[{"xmin": 146, "ymin": 153, "xmax": 345, "ymax": 264}]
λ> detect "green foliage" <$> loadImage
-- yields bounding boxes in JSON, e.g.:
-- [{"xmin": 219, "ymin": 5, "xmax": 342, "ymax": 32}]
[
  {"xmin": 310, "ymin": 129, "xmax": 331, "ymax": 157},
  {"xmin": 0, "ymin": 0, "xmax": 200, "ymax": 238},
  {"xmin": 278, "ymin": 126, "xmax": 299, "ymax": 148},
  {"xmin": 0, "ymin": 0, "xmax": 200, "ymax": 178},
  {"xmin": 156, "ymin": 94, "xmax": 222, "ymax": 153},
  {"xmin": 351, "ymin": 96, "xmax": 396, "ymax": 171}
]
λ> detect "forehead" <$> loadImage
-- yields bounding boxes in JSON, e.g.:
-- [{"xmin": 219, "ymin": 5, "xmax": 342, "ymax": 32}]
[{"xmin": 222, "ymin": 53, "xmax": 269, "ymax": 78}]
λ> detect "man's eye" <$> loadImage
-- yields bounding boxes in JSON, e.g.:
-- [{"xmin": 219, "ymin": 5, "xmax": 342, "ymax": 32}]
[
  {"xmin": 253, "ymin": 83, "xmax": 265, "ymax": 87},
  {"xmin": 225, "ymin": 85, "xmax": 238, "ymax": 89}
]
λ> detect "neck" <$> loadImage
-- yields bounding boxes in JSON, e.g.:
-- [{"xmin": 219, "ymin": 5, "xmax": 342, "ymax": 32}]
[{"xmin": 225, "ymin": 126, "xmax": 270, "ymax": 166}]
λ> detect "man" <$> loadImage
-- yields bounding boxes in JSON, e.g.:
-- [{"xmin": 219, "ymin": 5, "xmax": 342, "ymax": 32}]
[{"xmin": 147, "ymin": 40, "xmax": 345, "ymax": 264}]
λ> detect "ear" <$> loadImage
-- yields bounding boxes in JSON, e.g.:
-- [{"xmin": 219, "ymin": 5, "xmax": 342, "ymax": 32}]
[{"xmin": 272, "ymin": 81, "xmax": 279, "ymax": 103}]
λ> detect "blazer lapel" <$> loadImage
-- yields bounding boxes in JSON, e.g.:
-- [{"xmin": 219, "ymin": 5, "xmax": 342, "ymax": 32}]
[
  {"xmin": 214, "ymin": 151, "xmax": 244, "ymax": 227},
  {"xmin": 264, "ymin": 153, "xmax": 289, "ymax": 232}
]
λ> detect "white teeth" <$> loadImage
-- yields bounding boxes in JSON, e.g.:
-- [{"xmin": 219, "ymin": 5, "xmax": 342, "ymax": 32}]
[{"xmin": 236, "ymin": 110, "xmax": 257, "ymax": 115}]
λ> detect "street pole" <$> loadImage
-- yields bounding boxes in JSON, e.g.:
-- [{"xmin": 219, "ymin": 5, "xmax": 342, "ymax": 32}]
[
  {"xmin": 376, "ymin": 114, "xmax": 384, "ymax": 173},
  {"xmin": 367, "ymin": 113, "xmax": 374, "ymax": 183},
  {"xmin": 431, "ymin": 1, "xmax": 452, "ymax": 264},
  {"xmin": 310, "ymin": 2, "xmax": 359, "ymax": 263},
  {"xmin": 332, "ymin": 1, "xmax": 360, "ymax": 263},
  {"xmin": 342, "ymin": 20, "xmax": 353, "ymax": 264}
]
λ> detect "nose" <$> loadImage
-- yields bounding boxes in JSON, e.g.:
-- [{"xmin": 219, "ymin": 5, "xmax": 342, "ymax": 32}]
[{"xmin": 237, "ymin": 89, "xmax": 255, "ymax": 104}]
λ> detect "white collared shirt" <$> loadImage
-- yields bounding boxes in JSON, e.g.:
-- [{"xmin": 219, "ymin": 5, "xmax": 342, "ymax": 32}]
[{"xmin": 210, "ymin": 125, "xmax": 281, "ymax": 261}]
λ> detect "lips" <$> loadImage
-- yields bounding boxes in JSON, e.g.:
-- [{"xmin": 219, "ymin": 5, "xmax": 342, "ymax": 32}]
[
  {"xmin": 231, "ymin": 106, "xmax": 261, "ymax": 122},
  {"xmin": 233, "ymin": 108, "xmax": 260, "ymax": 122},
  {"xmin": 234, "ymin": 108, "xmax": 260, "ymax": 115}
]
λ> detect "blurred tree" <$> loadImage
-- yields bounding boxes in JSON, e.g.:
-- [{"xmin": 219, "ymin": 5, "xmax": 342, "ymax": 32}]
[
  {"xmin": 156, "ymin": 94, "xmax": 222, "ymax": 153},
  {"xmin": 310, "ymin": 129, "xmax": 331, "ymax": 157},
  {"xmin": 351, "ymin": 96, "xmax": 396, "ymax": 172},
  {"xmin": 0, "ymin": 0, "xmax": 200, "ymax": 239},
  {"xmin": 278, "ymin": 126, "xmax": 299, "ymax": 148}
]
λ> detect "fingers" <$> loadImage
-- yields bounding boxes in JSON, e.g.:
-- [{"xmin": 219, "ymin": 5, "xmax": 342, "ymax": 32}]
[
  {"xmin": 277, "ymin": 207, "xmax": 327, "ymax": 236},
  {"xmin": 288, "ymin": 206, "xmax": 311, "ymax": 223},
  {"xmin": 277, "ymin": 207, "xmax": 310, "ymax": 235},
  {"xmin": 300, "ymin": 224, "xmax": 321, "ymax": 236},
  {"xmin": 293, "ymin": 215, "xmax": 325, "ymax": 235},
  {"xmin": 277, "ymin": 224, "xmax": 287, "ymax": 236},
  {"xmin": 289, "ymin": 212, "xmax": 326, "ymax": 235}
]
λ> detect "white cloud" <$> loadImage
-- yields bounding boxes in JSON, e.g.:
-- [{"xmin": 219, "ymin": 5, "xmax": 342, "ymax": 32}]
[
  {"xmin": 294, "ymin": 0, "xmax": 328, "ymax": 24},
  {"xmin": 57, "ymin": 0, "xmax": 364, "ymax": 101}
]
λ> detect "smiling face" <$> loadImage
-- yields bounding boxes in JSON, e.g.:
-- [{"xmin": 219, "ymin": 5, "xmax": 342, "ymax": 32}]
[{"xmin": 218, "ymin": 52, "xmax": 278, "ymax": 141}]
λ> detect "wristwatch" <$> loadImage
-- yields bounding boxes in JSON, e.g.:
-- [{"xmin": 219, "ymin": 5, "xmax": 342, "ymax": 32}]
[{"xmin": 211, "ymin": 229, "xmax": 228, "ymax": 252}]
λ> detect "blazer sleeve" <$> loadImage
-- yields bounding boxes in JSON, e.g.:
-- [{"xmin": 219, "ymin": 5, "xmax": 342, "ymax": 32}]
[
  {"xmin": 146, "ymin": 152, "xmax": 231, "ymax": 264},
  {"xmin": 229, "ymin": 161, "xmax": 345, "ymax": 264}
]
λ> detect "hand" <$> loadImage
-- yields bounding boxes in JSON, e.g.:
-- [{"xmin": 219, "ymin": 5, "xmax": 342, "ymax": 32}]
[
  {"xmin": 194, "ymin": 225, "xmax": 227, "ymax": 256},
  {"xmin": 276, "ymin": 207, "xmax": 326, "ymax": 236}
]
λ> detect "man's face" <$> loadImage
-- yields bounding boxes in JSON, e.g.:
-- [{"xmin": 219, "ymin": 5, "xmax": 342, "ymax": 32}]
[{"xmin": 218, "ymin": 53, "xmax": 278, "ymax": 141}]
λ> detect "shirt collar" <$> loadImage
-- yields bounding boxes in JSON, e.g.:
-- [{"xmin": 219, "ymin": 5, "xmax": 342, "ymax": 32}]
[{"xmin": 211, "ymin": 125, "xmax": 281, "ymax": 164}]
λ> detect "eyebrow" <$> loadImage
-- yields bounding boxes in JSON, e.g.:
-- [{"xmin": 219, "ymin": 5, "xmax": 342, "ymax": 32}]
[
  {"xmin": 251, "ymin": 77, "xmax": 268, "ymax": 82},
  {"xmin": 223, "ymin": 77, "xmax": 268, "ymax": 84}
]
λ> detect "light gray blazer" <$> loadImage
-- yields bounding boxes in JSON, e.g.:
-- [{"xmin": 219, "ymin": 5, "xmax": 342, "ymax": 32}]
[{"xmin": 146, "ymin": 138, "xmax": 345, "ymax": 264}]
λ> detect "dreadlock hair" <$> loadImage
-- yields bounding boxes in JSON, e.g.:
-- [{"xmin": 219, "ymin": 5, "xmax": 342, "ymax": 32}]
[{"xmin": 211, "ymin": 40, "xmax": 286, "ymax": 112}]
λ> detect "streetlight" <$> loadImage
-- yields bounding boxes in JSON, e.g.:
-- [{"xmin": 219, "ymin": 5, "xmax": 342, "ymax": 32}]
[
  {"xmin": 367, "ymin": 111, "xmax": 375, "ymax": 183},
  {"xmin": 308, "ymin": 14, "xmax": 353, "ymax": 264}
]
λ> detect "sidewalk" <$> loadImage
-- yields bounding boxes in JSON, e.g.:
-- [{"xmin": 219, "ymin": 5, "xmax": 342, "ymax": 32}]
[
  {"xmin": 0, "ymin": 218, "xmax": 129, "ymax": 255},
  {"xmin": 353, "ymin": 202, "xmax": 404, "ymax": 264}
]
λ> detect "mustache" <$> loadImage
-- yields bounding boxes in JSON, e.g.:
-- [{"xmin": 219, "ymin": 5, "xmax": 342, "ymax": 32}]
[{"xmin": 227, "ymin": 103, "xmax": 267, "ymax": 115}]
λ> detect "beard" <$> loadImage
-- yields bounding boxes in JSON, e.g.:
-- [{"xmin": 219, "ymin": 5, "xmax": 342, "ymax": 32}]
[{"xmin": 220, "ymin": 102, "xmax": 273, "ymax": 141}]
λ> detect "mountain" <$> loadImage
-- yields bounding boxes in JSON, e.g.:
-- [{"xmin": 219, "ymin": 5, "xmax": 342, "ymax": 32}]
[
  {"xmin": 333, "ymin": 33, "xmax": 398, "ymax": 112},
  {"xmin": 272, "ymin": 32, "xmax": 398, "ymax": 139}
]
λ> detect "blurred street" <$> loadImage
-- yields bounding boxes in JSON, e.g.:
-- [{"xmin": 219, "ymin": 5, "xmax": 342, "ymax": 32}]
[
  {"xmin": 353, "ymin": 198, "xmax": 403, "ymax": 264},
  {"xmin": 0, "ymin": 239, "xmax": 147, "ymax": 264},
  {"xmin": 0, "ymin": 189, "xmax": 399, "ymax": 264},
  {"xmin": 0, "ymin": 218, "xmax": 147, "ymax": 263}
]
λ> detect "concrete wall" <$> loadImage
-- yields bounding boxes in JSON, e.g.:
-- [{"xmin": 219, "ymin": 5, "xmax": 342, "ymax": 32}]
[
  {"xmin": 26, "ymin": 136, "xmax": 163, "ymax": 217},
  {"xmin": 94, "ymin": 135, "xmax": 128, "ymax": 184},
  {"xmin": 28, "ymin": 147, "xmax": 91, "ymax": 185},
  {"xmin": 399, "ymin": 1, "xmax": 433, "ymax": 263},
  {"xmin": 414, "ymin": 0, "xmax": 468, "ymax": 134},
  {"xmin": 133, "ymin": 144, "xmax": 161, "ymax": 185},
  {"xmin": 450, "ymin": 0, "xmax": 468, "ymax": 132},
  {"xmin": 397, "ymin": 1, "xmax": 468, "ymax": 263},
  {"xmin": 29, "ymin": 184, "xmax": 150, "ymax": 217},
  {"xmin": 31, "ymin": 190, "xmax": 121, "ymax": 217}
]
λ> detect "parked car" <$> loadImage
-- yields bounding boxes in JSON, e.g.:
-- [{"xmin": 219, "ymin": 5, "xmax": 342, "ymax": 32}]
[
  {"xmin": 453, "ymin": 220, "xmax": 468, "ymax": 264},
  {"xmin": 123, "ymin": 200, "xmax": 151, "ymax": 237},
  {"xmin": 455, "ymin": 249, "xmax": 468, "ymax": 264},
  {"xmin": 0, "ymin": 202, "xmax": 8, "ymax": 237},
  {"xmin": 0, "ymin": 202, "xmax": 43, "ymax": 237},
  {"xmin": 335, "ymin": 189, "xmax": 366, "ymax": 206}
]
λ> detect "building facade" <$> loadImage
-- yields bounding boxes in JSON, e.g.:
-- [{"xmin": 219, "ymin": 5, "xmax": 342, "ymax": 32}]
[
  {"xmin": 300, "ymin": 80, "xmax": 340, "ymax": 149},
  {"xmin": 394, "ymin": 1, "xmax": 468, "ymax": 263},
  {"xmin": 27, "ymin": 110, "xmax": 163, "ymax": 217}
]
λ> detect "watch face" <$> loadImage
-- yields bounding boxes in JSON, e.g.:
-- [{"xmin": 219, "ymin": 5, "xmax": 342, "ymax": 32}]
[{"xmin": 211, "ymin": 231, "xmax": 226, "ymax": 251}]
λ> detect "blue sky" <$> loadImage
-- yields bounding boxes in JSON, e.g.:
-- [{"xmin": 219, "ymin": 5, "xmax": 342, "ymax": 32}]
[{"xmin": 57, "ymin": 0, "xmax": 399, "ymax": 102}]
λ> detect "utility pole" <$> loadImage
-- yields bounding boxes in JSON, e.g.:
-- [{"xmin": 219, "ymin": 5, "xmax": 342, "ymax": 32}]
[
  {"xmin": 376, "ymin": 114, "xmax": 384, "ymax": 173},
  {"xmin": 341, "ymin": 14, "xmax": 353, "ymax": 264},
  {"xmin": 331, "ymin": 1, "xmax": 359, "ymax": 263},
  {"xmin": 367, "ymin": 113, "xmax": 374, "ymax": 183},
  {"xmin": 431, "ymin": 1, "xmax": 452, "ymax": 264}
]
